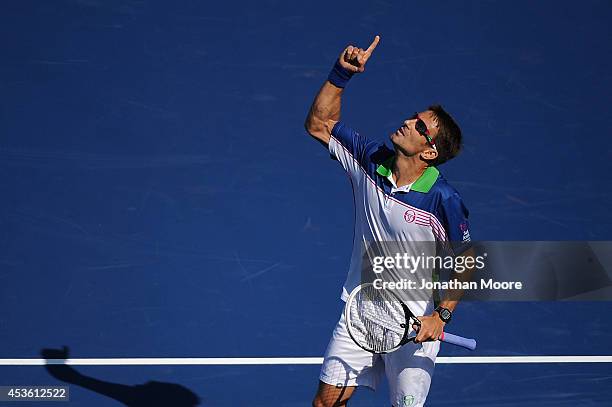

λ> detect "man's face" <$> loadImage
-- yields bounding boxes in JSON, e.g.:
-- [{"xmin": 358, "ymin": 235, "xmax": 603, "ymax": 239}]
[{"xmin": 390, "ymin": 110, "xmax": 439, "ymax": 157}]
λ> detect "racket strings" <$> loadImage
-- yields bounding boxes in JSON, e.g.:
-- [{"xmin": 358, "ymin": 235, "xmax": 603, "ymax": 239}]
[{"xmin": 348, "ymin": 286, "xmax": 407, "ymax": 353}]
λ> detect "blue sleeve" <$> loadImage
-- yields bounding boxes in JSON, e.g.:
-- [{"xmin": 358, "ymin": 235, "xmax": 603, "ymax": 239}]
[
  {"xmin": 328, "ymin": 122, "xmax": 377, "ymax": 174},
  {"xmin": 439, "ymin": 192, "xmax": 472, "ymax": 254}
]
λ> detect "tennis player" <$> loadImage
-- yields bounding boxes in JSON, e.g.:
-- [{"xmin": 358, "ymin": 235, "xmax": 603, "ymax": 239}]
[{"xmin": 305, "ymin": 35, "xmax": 472, "ymax": 407}]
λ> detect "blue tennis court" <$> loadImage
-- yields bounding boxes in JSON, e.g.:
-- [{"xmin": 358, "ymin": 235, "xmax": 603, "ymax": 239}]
[{"xmin": 1, "ymin": 1, "xmax": 611, "ymax": 405}]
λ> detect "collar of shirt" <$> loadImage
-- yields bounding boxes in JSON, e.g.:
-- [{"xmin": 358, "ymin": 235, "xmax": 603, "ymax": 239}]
[{"xmin": 375, "ymin": 156, "xmax": 439, "ymax": 194}]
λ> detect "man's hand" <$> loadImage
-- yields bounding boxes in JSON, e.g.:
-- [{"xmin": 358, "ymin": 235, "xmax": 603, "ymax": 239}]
[
  {"xmin": 339, "ymin": 35, "xmax": 380, "ymax": 73},
  {"xmin": 413, "ymin": 313, "xmax": 446, "ymax": 343}
]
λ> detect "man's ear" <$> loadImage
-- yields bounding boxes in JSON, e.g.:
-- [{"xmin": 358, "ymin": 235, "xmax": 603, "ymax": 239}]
[{"xmin": 420, "ymin": 148, "xmax": 438, "ymax": 162}]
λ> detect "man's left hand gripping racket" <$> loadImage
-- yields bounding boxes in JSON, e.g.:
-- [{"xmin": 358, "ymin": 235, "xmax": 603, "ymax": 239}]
[{"xmin": 344, "ymin": 283, "xmax": 477, "ymax": 354}]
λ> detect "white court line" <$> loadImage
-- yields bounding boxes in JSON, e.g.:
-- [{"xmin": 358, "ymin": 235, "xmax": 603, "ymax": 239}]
[{"xmin": 1, "ymin": 356, "xmax": 612, "ymax": 366}]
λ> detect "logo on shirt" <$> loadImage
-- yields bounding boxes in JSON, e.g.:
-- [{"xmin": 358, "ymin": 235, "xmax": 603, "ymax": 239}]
[
  {"xmin": 460, "ymin": 222, "xmax": 471, "ymax": 242},
  {"xmin": 403, "ymin": 210, "xmax": 416, "ymax": 223}
]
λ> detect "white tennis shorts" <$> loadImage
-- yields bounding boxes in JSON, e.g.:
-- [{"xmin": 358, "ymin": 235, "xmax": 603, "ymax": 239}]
[{"xmin": 319, "ymin": 311, "xmax": 440, "ymax": 407}]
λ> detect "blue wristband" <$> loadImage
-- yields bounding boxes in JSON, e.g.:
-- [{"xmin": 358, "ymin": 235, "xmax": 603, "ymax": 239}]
[{"xmin": 327, "ymin": 60, "xmax": 355, "ymax": 88}]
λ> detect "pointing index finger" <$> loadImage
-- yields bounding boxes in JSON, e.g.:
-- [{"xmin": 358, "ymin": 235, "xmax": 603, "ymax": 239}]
[{"xmin": 365, "ymin": 35, "xmax": 380, "ymax": 54}]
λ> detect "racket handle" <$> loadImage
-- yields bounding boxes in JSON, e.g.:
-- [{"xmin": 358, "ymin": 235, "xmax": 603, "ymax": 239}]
[{"xmin": 439, "ymin": 332, "xmax": 477, "ymax": 350}]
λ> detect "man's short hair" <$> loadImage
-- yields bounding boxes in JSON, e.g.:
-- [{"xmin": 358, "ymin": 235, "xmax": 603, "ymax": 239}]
[{"xmin": 427, "ymin": 104, "xmax": 462, "ymax": 166}]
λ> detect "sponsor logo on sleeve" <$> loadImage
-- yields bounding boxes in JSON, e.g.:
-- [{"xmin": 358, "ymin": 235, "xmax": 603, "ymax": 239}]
[{"xmin": 460, "ymin": 221, "xmax": 471, "ymax": 242}]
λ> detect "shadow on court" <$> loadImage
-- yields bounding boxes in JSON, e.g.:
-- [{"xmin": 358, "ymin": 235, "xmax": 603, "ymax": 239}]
[{"xmin": 41, "ymin": 347, "xmax": 201, "ymax": 407}]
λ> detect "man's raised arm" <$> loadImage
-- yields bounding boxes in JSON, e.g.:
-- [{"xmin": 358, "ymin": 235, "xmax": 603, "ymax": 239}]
[{"xmin": 304, "ymin": 36, "xmax": 380, "ymax": 146}]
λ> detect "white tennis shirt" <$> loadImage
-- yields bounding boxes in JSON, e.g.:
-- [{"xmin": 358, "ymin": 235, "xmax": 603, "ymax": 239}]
[{"xmin": 328, "ymin": 122, "xmax": 472, "ymax": 316}]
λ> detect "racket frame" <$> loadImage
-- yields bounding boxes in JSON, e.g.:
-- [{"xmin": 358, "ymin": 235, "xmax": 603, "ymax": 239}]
[
  {"xmin": 344, "ymin": 283, "xmax": 417, "ymax": 354},
  {"xmin": 344, "ymin": 283, "xmax": 477, "ymax": 353}
]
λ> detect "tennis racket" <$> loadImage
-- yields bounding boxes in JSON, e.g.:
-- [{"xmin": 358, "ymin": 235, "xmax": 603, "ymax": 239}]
[{"xmin": 344, "ymin": 283, "xmax": 477, "ymax": 353}]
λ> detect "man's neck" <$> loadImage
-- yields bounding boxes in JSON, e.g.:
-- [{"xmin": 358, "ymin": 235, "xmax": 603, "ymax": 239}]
[{"xmin": 392, "ymin": 154, "xmax": 429, "ymax": 188}]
